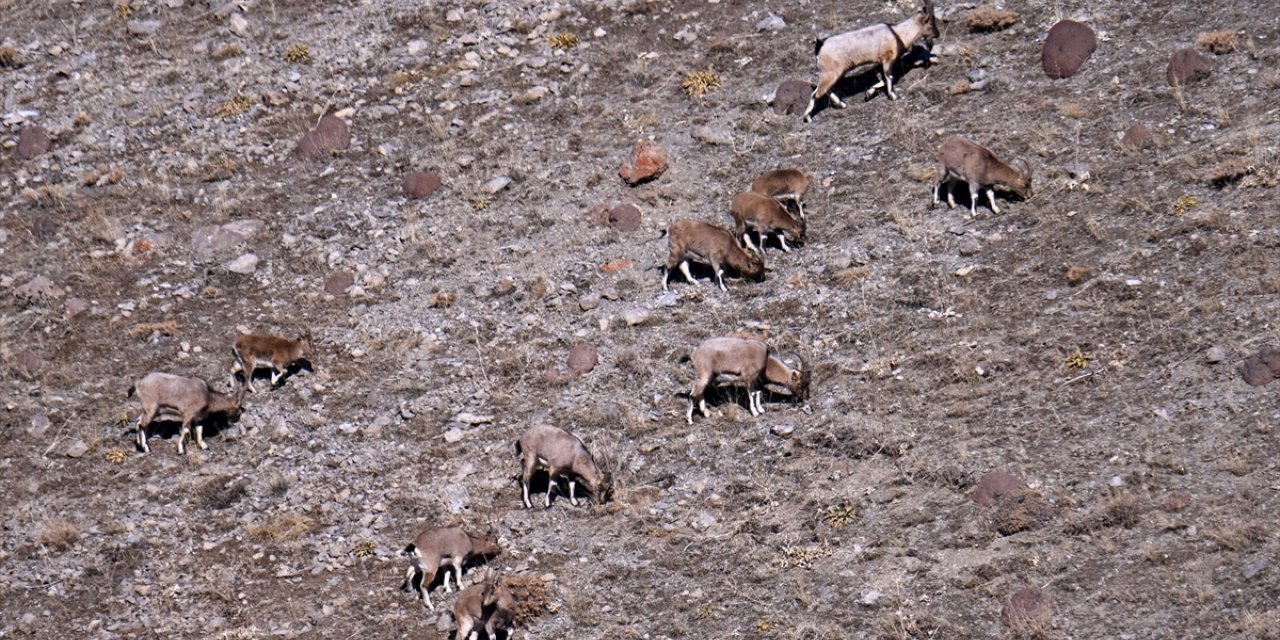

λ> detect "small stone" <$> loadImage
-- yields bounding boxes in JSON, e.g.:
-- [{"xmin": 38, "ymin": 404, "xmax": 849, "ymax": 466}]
[
  {"xmin": 325, "ymin": 271, "xmax": 355, "ymax": 295},
  {"xmin": 972, "ymin": 471, "xmax": 1021, "ymax": 507},
  {"xmin": 1042, "ymin": 20, "xmax": 1096, "ymax": 79},
  {"xmin": 66, "ymin": 440, "xmax": 88, "ymax": 458},
  {"xmin": 14, "ymin": 275, "xmax": 59, "ymax": 304},
  {"xmin": 1121, "ymin": 123, "xmax": 1153, "ymax": 150},
  {"xmin": 623, "ymin": 308, "xmax": 650, "ymax": 326},
  {"xmin": 578, "ymin": 294, "xmax": 600, "ymax": 311},
  {"xmin": 607, "ymin": 204, "xmax": 642, "ymax": 231},
  {"xmin": 403, "ymin": 171, "xmax": 443, "ymax": 198},
  {"xmin": 15, "ymin": 125, "xmax": 52, "ymax": 160},
  {"xmin": 29, "ymin": 414, "xmax": 51, "ymax": 436},
  {"xmin": 1205, "ymin": 346, "xmax": 1228, "ymax": 364},
  {"xmin": 65, "ymin": 297, "xmax": 89, "ymax": 319},
  {"xmin": 296, "ymin": 115, "xmax": 351, "ymax": 159},
  {"xmin": 1167, "ymin": 48, "xmax": 1213, "ymax": 87},
  {"xmin": 1258, "ymin": 346, "xmax": 1280, "ymax": 374},
  {"xmin": 227, "ymin": 253, "xmax": 259, "ymax": 274},
  {"xmin": 515, "ymin": 86, "xmax": 550, "ymax": 104},
  {"xmin": 446, "ymin": 9, "xmax": 462, "ymax": 22},
  {"xmin": 691, "ymin": 125, "xmax": 733, "ymax": 146},
  {"xmin": 228, "ymin": 12, "xmax": 249, "ymax": 36},
  {"xmin": 127, "ymin": 19, "xmax": 161, "ymax": 36},
  {"xmin": 619, "ymin": 141, "xmax": 668, "ymax": 186},
  {"xmin": 858, "ymin": 590, "xmax": 881, "ymax": 606},
  {"xmin": 1243, "ymin": 558, "xmax": 1270, "ymax": 579},
  {"xmin": 567, "ymin": 342, "xmax": 599, "ymax": 375},
  {"xmin": 453, "ymin": 412, "xmax": 494, "ymax": 425},
  {"xmin": 771, "ymin": 80, "xmax": 813, "ymax": 116},
  {"xmin": 135, "ymin": 584, "xmax": 151, "ymax": 596},
  {"xmin": 14, "ymin": 350, "xmax": 43, "ymax": 379},
  {"xmin": 407, "ymin": 40, "xmax": 429, "ymax": 56},
  {"xmin": 1240, "ymin": 355, "xmax": 1273, "ymax": 387},
  {"xmin": 443, "ymin": 427, "xmax": 466, "ymax": 443},
  {"xmin": 771, "ymin": 424, "xmax": 795, "ymax": 437},
  {"xmin": 484, "ymin": 176, "xmax": 512, "ymax": 194},
  {"xmin": 1108, "ymin": 475, "xmax": 1126, "ymax": 487},
  {"xmin": 19, "ymin": 613, "xmax": 37, "ymax": 633},
  {"xmin": 755, "ymin": 15, "xmax": 786, "ymax": 32}
]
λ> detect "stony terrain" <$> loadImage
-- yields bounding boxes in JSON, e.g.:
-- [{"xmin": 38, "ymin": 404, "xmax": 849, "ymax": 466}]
[{"xmin": 2, "ymin": 0, "xmax": 1279, "ymax": 638}]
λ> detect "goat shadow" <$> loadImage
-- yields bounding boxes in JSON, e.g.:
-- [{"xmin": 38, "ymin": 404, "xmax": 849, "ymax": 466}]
[
  {"xmin": 687, "ymin": 385, "xmax": 802, "ymax": 417},
  {"xmin": 741, "ymin": 230, "xmax": 804, "ymax": 253},
  {"xmin": 519, "ymin": 471, "xmax": 603, "ymax": 508},
  {"xmin": 932, "ymin": 181, "xmax": 1029, "ymax": 215},
  {"xmin": 662, "ymin": 261, "xmax": 757, "ymax": 290},
  {"xmin": 133, "ymin": 413, "xmax": 239, "ymax": 451},
  {"xmin": 400, "ymin": 552, "xmax": 499, "ymax": 598},
  {"xmin": 805, "ymin": 42, "xmax": 936, "ymax": 120},
  {"xmin": 234, "ymin": 359, "xmax": 313, "ymax": 389}
]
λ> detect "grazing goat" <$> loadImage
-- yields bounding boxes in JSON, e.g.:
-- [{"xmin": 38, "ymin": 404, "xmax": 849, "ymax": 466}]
[
  {"xmin": 662, "ymin": 219, "xmax": 765, "ymax": 292},
  {"xmin": 802, "ymin": 1, "xmax": 939, "ymax": 121},
  {"xmin": 686, "ymin": 337, "xmax": 810, "ymax": 424},
  {"xmin": 453, "ymin": 574, "xmax": 516, "ymax": 640},
  {"xmin": 231, "ymin": 330, "xmax": 314, "ymax": 392},
  {"xmin": 129, "ymin": 373, "xmax": 244, "ymax": 454},
  {"xmin": 401, "ymin": 526, "xmax": 501, "ymax": 611},
  {"xmin": 933, "ymin": 136, "xmax": 1032, "ymax": 215},
  {"xmin": 516, "ymin": 424, "xmax": 613, "ymax": 509},
  {"xmin": 730, "ymin": 191, "xmax": 806, "ymax": 253},
  {"xmin": 750, "ymin": 169, "xmax": 811, "ymax": 219}
]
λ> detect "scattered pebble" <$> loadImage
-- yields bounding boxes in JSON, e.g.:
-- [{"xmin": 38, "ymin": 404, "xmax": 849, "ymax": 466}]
[{"xmin": 227, "ymin": 253, "xmax": 259, "ymax": 274}]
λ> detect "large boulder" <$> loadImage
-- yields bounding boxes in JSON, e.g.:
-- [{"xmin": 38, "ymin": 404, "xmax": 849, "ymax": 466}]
[{"xmin": 1042, "ymin": 20, "xmax": 1096, "ymax": 79}]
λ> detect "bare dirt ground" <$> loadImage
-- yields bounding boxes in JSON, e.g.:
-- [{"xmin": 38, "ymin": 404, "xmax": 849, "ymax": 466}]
[{"xmin": 2, "ymin": 0, "xmax": 1279, "ymax": 638}]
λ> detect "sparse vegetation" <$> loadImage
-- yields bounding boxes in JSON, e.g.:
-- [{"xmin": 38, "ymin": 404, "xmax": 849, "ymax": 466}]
[
  {"xmin": 37, "ymin": 518, "xmax": 80, "ymax": 551},
  {"xmin": 548, "ymin": 32, "xmax": 578, "ymax": 50},
  {"xmin": 1196, "ymin": 30, "xmax": 1238, "ymax": 54},
  {"xmin": 1065, "ymin": 346, "xmax": 1094, "ymax": 369},
  {"xmin": 283, "ymin": 43, "xmax": 310, "ymax": 63},
  {"xmin": 213, "ymin": 94, "xmax": 255, "ymax": 118},
  {"xmin": 0, "ymin": 44, "xmax": 19, "ymax": 68},
  {"xmin": 246, "ymin": 513, "xmax": 314, "ymax": 542},
  {"xmin": 966, "ymin": 5, "xmax": 1019, "ymax": 32},
  {"xmin": 681, "ymin": 69, "xmax": 721, "ymax": 97}
]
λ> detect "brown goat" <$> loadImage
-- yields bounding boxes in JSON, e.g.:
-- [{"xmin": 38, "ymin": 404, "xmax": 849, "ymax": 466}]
[
  {"xmin": 129, "ymin": 372, "xmax": 244, "ymax": 454},
  {"xmin": 750, "ymin": 169, "xmax": 811, "ymax": 219},
  {"xmin": 231, "ymin": 331, "xmax": 314, "ymax": 392},
  {"xmin": 401, "ymin": 526, "xmax": 501, "ymax": 611},
  {"xmin": 453, "ymin": 574, "xmax": 516, "ymax": 640},
  {"xmin": 662, "ymin": 219, "xmax": 765, "ymax": 292},
  {"xmin": 934, "ymin": 136, "xmax": 1033, "ymax": 215},
  {"xmin": 802, "ymin": 1, "xmax": 939, "ymax": 121},
  {"xmin": 517, "ymin": 424, "xmax": 613, "ymax": 509},
  {"xmin": 686, "ymin": 337, "xmax": 810, "ymax": 424},
  {"xmin": 730, "ymin": 191, "xmax": 807, "ymax": 253}
]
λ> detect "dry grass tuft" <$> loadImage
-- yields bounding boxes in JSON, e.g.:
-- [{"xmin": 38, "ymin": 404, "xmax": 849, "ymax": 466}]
[
  {"xmin": 1064, "ymin": 346, "xmax": 1094, "ymax": 369},
  {"xmin": 966, "ymin": 5, "xmax": 1019, "ymax": 32},
  {"xmin": 105, "ymin": 448, "xmax": 127, "ymax": 464},
  {"xmin": 682, "ymin": 69, "xmax": 721, "ymax": 97},
  {"xmin": 351, "ymin": 540, "xmax": 375, "ymax": 557},
  {"xmin": 213, "ymin": 94, "xmax": 255, "ymax": 118},
  {"xmin": 505, "ymin": 575, "xmax": 555, "ymax": 627},
  {"xmin": 1170, "ymin": 194, "xmax": 1197, "ymax": 215},
  {"xmin": 212, "ymin": 43, "xmax": 243, "ymax": 61},
  {"xmin": 1064, "ymin": 265, "xmax": 1093, "ymax": 285},
  {"xmin": 246, "ymin": 513, "xmax": 314, "ymax": 542},
  {"xmin": 0, "ymin": 44, "xmax": 19, "ymax": 68},
  {"xmin": 1196, "ymin": 30, "xmax": 1237, "ymax": 54},
  {"xmin": 548, "ymin": 32, "xmax": 579, "ymax": 50},
  {"xmin": 429, "ymin": 291, "xmax": 456, "ymax": 308},
  {"xmin": 1059, "ymin": 102, "xmax": 1088, "ymax": 119},
  {"xmin": 198, "ymin": 477, "xmax": 249, "ymax": 510},
  {"xmin": 1203, "ymin": 521, "xmax": 1269, "ymax": 550},
  {"xmin": 283, "ymin": 43, "xmax": 310, "ymax": 63},
  {"xmin": 38, "ymin": 518, "xmax": 80, "ymax": 551}
]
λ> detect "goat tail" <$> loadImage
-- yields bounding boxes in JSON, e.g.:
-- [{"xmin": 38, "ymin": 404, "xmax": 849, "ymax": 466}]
[
  {"xmin": 813, "ymin": 37, "xmax": 827, "ymax": 56},
  {"xmin": 402, "ymin": 543, "xmax": 417, "ymax": 557},
  {"xmin": 127, "ymin": 384, "xmax": 136, "ymax": 399}
]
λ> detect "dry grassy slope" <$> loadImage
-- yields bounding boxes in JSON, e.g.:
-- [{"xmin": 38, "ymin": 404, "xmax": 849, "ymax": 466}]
[{"xmin": 1, "ymin": 0, "xmax": 1279, "ymax": 638}]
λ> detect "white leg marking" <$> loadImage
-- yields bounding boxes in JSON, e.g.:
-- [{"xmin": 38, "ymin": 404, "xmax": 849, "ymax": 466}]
[
  {"xmin": 196, "ymin": 424, "xmax": 207, "ymax": 450},
  {"xmin": 779, "ymin": 235, "xmax": 792, "ymax": 253},
  {"xmin": 687, "ymin": 400, "xmax": 696, "ymax": 424},
  {"xmin": 970, "ymin": 187, "xmax": 979, "ymax": 216},
  {"xmin": 522, "ymin": 479, "xmax": 532, "ymax": 509},
  {"xmin": 569, "ymin": 479, "xmax": 579, "ymax": 506},
  {"xmin": 270, "ymin": 369, "xmax": 282, "ymax": 387},
  {"xmin": 987, "ymin": 188, "xmax": 1000, "ymax": 214},
  {"xmin": 716, "ymin": 269, "xmax": 727, "ymax": 292},
  {"xmin": 699, "ymin": 399, "xmax": 709, "ymax": 416},
  {"xmin": 679, "ymin": 261, "xmax": 696, "ymax": 285}
]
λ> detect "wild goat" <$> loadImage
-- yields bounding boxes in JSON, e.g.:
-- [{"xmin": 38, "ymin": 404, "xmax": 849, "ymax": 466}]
[
  {"xmin": 662, "ymin": 219, "xmax": 765, "ymax": 292},
  {"xmin": 128, "ymin": 372, "xmax": 244, "ymax": 454},
  {"xmin": 516, "ymin": 424, "xmax": 613, "ymax": 509},
  {"xmin": 933, "ymin": 136, "xmax": 1032, "ymax": 215},
  {"xmin": 401, "ymin": 526, "xmax": 501, "ymax": 611},
  {"xmin": 802, "ymin": 1, "xmax": 939, "ymax": 121},
  {"xmin": 750, "ymin": 168, "xmax": 811, "ymax": 219},
  {"xmin": 686, "ymin": 337, "xmax": 810, "ymax": 424},
  {"xmin": 453, "ymin": 574, "xmax": 516, "ymax": 640},
  {"xmin": 730, "ymin": 191, "xmax": 806, "ymax": 253},
  {"xmin": 231, "ymin": 331, "xmax": 314, "ymax": 392}
]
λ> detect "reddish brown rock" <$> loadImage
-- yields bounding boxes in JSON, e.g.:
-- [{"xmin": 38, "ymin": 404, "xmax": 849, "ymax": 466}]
[
  {"xmin": 15, "ymin": 125, "xmax": 51, "ymax": 160},
  {"xmin": 14, "ymin": 350, "xmax": 43, "ymax": 379},
  {"xmin": 1002, "ymin": 586, "xmax": 1053, "ymax": 632},
  {"xmin": 324, "ymin": 271, "xmax": 355, "ymax": 295},
  {"xmin": 1121, "ymin": 123, "xmax": 1153, "ymax": 150},
  {"xmin": 296, "ymin": 115, "xmax": 351, "ymax": 159},
  {"xmin": 567, "ymin": 342, "xmax": 599, "ymax": 375},
  {"xmin": 619, "ymin": 141, "xmax": 668, "ymax": 186},
  {"xmin": 608, "ymin": 204, "xmax": 642, "ymax": 231},
  {"xmin": 403, "ymin": 171, "xmax": 443, "ymax": 198},
  {"xmin": 599, "ymin": 259, "xmax": 635, "ymax": 273},
  {"xmin": 972, "ymin": 471, "xmax": 1021, "ymax": 507},
  {"xmin": 1042, "ymin": 20, "xmax": 1096, "ymax": 79},
  {"xmin": 772, "ymin": 80, "xmax": 813, "ymax": 116},
  {"xmin": 1259, "ymin": 346, "xmax": 1280, "ymax": 375},
  {"xmin": 1240, "ymin": 355, "xmax": 1273, "ymax": 386},
  {"xmin": 1167, "ymin": 48, "xmax": 1213, "ymax": 87}
]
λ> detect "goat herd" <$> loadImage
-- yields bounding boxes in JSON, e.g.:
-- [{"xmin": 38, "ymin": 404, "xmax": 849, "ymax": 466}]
[{"xmin": 117, "ymin": 1, "xmax": 1052, "ymax": 635}]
